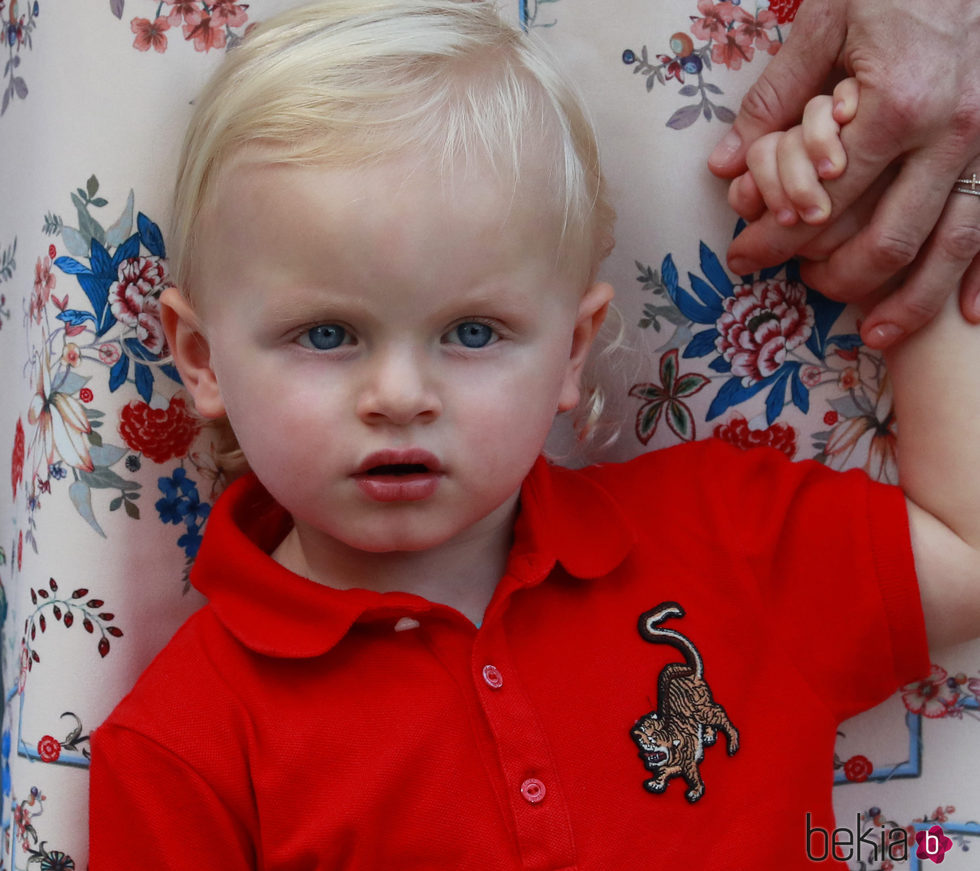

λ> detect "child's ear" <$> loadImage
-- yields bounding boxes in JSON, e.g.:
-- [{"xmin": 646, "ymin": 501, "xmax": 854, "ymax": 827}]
[
  {"xmin": 558, "ymin": 280, "xmax": 614, "ymax": 412},
  {"xmin": 160, "ymin": 287, "xmax": 226, "ymax": 419}
]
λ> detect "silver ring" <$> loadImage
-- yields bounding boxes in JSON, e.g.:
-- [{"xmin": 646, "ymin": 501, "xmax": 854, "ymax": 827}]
[{"xmin": 953, "ymin": 174, "xmax": 980, "ymax": 197}]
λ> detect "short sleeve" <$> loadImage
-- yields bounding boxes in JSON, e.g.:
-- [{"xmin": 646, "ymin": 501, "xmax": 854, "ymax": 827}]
[{"xmin": 697, "ymin": 439, "xmax": 928, "ymax": 720}]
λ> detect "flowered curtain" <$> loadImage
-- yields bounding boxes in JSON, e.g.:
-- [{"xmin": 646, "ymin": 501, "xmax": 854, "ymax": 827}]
[{"xmin": 1, "ymin": 1, "xmax": 977, "ymax": 867}]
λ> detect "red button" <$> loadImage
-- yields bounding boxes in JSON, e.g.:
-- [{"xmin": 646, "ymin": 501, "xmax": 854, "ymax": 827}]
[
  {"xmin": 482, "ymin": 665, "xmax": 503, "ymax": 689},
  {"xmin": 520, "ymin": 778, "xmax": 546, "ymax": 804}
]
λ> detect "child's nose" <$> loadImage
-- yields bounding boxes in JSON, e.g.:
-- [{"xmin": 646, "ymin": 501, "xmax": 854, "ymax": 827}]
[{"xmin": 356, "ymin": 347, "xmax": 442, "ymax": 426}]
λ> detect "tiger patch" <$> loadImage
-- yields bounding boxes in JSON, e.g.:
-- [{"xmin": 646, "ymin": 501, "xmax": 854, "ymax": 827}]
[{"xmin": 630, "ymin": 602, "xmax": 738, "ymax": 803}]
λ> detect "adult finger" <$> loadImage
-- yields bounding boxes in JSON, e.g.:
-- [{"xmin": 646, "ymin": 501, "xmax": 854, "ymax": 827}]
[
  {"xmin": 707, "ymin": 0, "xmax": 844, "ymax": 178},
  {"xmin": 726, "ymin": 98, "xmax": 947, "ymax": 277},
  {"xmin": 961, "ymin": 254, "xmax": 980, "ymax": 323},
  {"xmin": 799, "ymin": 146, "xmax": 971, "ymax": 310},
  {"xmin": 855, "ymin": 169, "xmax": 980, "ymax": 347}
]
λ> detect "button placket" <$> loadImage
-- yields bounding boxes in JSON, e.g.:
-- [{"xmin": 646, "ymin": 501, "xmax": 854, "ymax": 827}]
[{"xmin": 472, "ymin": 622, "xmax": 576, "ymax": 869}]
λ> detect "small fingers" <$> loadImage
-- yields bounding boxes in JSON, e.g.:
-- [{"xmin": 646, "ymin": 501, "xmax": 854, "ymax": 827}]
[
  {"xmin": 728, "ymin": 171, "xmax": 766, "ymax": 221},
  {"xmin": 777, "ymin": 125, "xmax": 833, "ymax": 223},
  {"xmin": 744, "ymin": 132, "xmax": 799, "ymax": 225},
  {"xmin": 802, "ymin": 94, "xmax": 847, "ymax": 182}
]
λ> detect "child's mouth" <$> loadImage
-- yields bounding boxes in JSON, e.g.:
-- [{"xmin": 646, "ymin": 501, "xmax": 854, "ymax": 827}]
[
  {"xmin": 353, "ymin": 451, "xmax": 443, "ymax": 502},
  {"xmin": 364, "ymin": 463, "xmax": 430, "ymax": 476}
]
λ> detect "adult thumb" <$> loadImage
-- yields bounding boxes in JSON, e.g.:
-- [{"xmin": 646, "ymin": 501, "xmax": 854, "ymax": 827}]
[{"xmin": 708, "ymin": 0, "xmax": 846, "ymax": 178}]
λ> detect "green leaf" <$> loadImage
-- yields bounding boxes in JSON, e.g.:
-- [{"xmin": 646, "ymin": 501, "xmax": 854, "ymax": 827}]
[
  {"xmin": 89, "ymin": 443, "xmax": 130, "ymax": 469},
  {"xmin": 105, "ymin": 189, "xmax": 134, "ymax": 248},
  {"xmin": 109, "ymin": 496, "xmax": 123, "ymax": 511},
  {"xmin": 628, "ymin": 383, "xmax": 663, "ymax": 402},
  {"xmin": 659, "ymin": 349, "xmax": 679, "ymax": 392},
  {"xmin": 61, "ymin": 226, "xmax": 90, "ymax": 257},
  {"xmin": 674, "ymin": 372, "xmax": 711, "ymax": 398},
  {"xmin": 667, "ymin": 401, "xmax": 695, "ymax": 441},
  {"xmin": 637, "ymin": 400, "xmax": 665, "ymax": 444},
  {"xmin": 87, "ymin": 175, "xmax": 100, "ymax": 198},
  {"xmin": 79, "ymin": 467, "xmax": 137, "ymax": 491},
  {"xmin": 124, "ymin": 499, "xmax": 140, "ymax": 520},
  {"xmin": 68, "ymin": 480, "xmax": 106, "ymax": 538}
]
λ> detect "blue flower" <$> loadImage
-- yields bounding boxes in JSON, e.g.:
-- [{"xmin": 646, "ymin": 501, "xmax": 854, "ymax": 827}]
[
  {"xmin": 49, "ymin": 462, "xmax": 67, "ymax": 480},
  {"xmin": 178, "ymin": 525, "xmax": 204, "ymax": 559},
  {"xmin": 2, "ymin": 730, "xmax": 11, "ymax": 797},
  {"xmin": 182, "ymin": 492, "xmax": 211, "ymax": 528},
  {"xmin": 156, "ymin": 473, "xmax": 190, "ymax": 525}
]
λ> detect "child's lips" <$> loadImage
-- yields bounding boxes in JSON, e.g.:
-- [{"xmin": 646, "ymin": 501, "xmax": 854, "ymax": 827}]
[{"xmin": 352, "ymin": 449, "xmax": 443, "ymax": 502}]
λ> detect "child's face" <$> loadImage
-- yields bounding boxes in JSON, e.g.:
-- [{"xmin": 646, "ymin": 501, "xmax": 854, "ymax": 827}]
[{"xmin": 164, "ymin": 154, "xmax": 611, "ymax": 557}]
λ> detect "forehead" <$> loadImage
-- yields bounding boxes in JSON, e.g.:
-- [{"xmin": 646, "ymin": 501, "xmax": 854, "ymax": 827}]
[{"xmin": 192, "ymin": 152, "xmax": 584, "ymax": 317}]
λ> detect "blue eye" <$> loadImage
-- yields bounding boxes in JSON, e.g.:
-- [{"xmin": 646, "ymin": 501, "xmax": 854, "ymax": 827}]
[
  {"xmin": 302, "ymin": 324, "xmax": 348, "ymax": 350},
  {"xmin": 451, "ymin": 322, "xmax": 495, "ymax": 348}
]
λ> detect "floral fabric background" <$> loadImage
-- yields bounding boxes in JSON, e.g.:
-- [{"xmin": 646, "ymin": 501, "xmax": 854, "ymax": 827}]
[{"xmin": 0, "ymin": 1, "xmax": 977, "ymax": 867}]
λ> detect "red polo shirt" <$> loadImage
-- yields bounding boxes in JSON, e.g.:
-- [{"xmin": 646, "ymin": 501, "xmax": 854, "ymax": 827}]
[{"xmin": 90, "ymin": 439, "xmax": 928, "ymax": 870}]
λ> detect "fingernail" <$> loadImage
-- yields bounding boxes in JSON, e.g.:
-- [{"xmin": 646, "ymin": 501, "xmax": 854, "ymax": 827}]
[
  {"xmin": 970, "ymin": 294, "xmax": 980, "ymax": 322},
  {"xmin": 728, "ymin": 256, "xmax": 752, "ymax": 275},
  {"xmin": 817, "ymin": 158, "xmax": 835, "ymax": 178},
  {"xmin": 776, "ymin": 209, "xmax": 797, "ymax": 226},
  {"xmin": 709, "ymin": 130, "xmax": 742, "ymax": 167},
  {"xmin": 803, "ymin": 206, "xmax": 828, "ymax": 223},
  {"xmin": 866, "ymin": 323, "xmax": 905, "ymax": 348}
]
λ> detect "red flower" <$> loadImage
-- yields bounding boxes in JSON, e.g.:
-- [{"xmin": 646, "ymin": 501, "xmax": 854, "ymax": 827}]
[
  {"xmin": 119, "ymin": 396, "xmax": 200, "ymax": 464},
  {"xmin": 37, "ymin": 735, "xmax": 61, "ymax": 763},
  {"xmin": 731, "ymin": 9, "xmax": 779, "ymax": 56},
  {"xmin": 30, "ymin": 256, "xmax": 56, "ymax": 324},
  {"xmin": 823, "ymin": 410, "xmax": 838, "ymax": 426},
  {"xmin": 712, "ymin": 413, "xmax": 797, "ymax": 458},
  {"xmin": 183, "ymin": 11, "xmax": 227, "ymax": 51},
  {"xmin": 715, "ymin": 279, "xmax": 814, "ymax": 384},
  {"xmin": 210, "ymin": 0, "xmax": 248, "ymax": 27},
  {"xmin": 79, "ymin": 388, "xmax": 94, "ymax": 404},
  {"xmin": 12, "ymin": 418, "xmax": 25, "ymax": 499},
  {"xmin": 98, "ymin": 343, "xmax": 121, "ymax": 365},
  {"xmin": 131, "ymin": 16, "xmax": 170, "ymax": 52},
  {"xmin": 108, "ymin": 257, "xmax": 170, "ymax": 355},
  {"xmin": 710, "ymin": 31, "xmax": 754, "ymax": 70},
  {"xmin": 657, "ymin": 54, "xmax": 686, "ymax": 83},
  {"xmin": 690, "ymin": 0, "xmax": 736, "ymax": 42},
  {"xmin": 842, "ymin": 754, "xmax": 873, "ymax": 782},
  {"xmin": 902, "ymin": 665, "xmax": 957, "ymax": 717},
  {"xmin": 768, "ymin": 0, "xmax": 803, "ymax": 24},
  {"xmin": 164, "ymin": 0, "xmax": 198, "ymax": 26}
]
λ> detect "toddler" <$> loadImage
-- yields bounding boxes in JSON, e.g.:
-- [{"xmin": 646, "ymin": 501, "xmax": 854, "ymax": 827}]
[{"xmin": 89, "ymin": 2, "xmax": 980, "ymax": 868}]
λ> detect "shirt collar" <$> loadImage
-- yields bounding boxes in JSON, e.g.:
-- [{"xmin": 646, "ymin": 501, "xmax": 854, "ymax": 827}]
[{"xmin": 191, "ymin": 456, "xmax": 634, "ymax": 658}]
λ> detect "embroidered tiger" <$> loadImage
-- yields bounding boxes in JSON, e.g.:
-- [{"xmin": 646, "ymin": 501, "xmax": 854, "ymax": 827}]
[{"xmin": 630, "ymin": 602, "xmax": 738, "ymax": 803}]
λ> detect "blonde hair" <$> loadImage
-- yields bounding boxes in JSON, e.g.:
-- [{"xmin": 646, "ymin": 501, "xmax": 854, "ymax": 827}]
[{"xmin": 170, "ymin": 0, "xmax": 616, "ymax": 469}]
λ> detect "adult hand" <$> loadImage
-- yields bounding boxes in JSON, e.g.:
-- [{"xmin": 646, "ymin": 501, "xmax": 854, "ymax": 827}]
[{"xmin": 707, "ymin": 0, "xmax": 980, "ymax": 348}]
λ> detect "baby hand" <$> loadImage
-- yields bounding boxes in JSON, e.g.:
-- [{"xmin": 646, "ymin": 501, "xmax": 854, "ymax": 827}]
[{"xmin": 728, "ymin": 78, "xmax": 859, "ymax": 228}]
